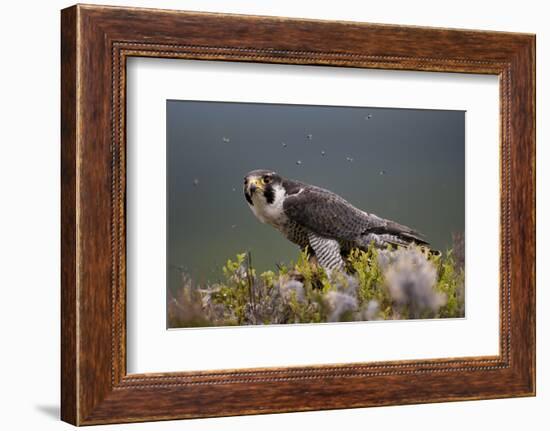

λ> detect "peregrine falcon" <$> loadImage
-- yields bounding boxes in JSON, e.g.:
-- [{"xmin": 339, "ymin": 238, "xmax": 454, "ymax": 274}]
[{"xmin": 244, "ymin": 169, "xmax": 428, "ymax": 272}]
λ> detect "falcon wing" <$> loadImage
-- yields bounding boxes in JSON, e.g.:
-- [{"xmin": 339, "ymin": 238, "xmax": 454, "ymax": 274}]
[
  {"xmin": 283, "ymin": 186, "xmax": 427, "ymax": 245},
  {"xmin": 366, "ymin": 219, "xmax": 428, "ymax": 245},
  {"xmin": 283, "ymin": 187, "xmax": 373, "ymax": 241}
]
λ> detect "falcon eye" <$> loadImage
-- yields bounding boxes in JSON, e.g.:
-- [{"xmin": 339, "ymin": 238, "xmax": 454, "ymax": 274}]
[{"xmin": 262, "ymin": 176, "xmax": 272, "ymax": 184}]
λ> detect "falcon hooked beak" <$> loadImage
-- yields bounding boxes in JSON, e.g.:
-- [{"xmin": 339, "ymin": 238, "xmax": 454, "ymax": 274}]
[{"xmin": 246, "ymin": 176, "xmax": 263, "ymax": 195}]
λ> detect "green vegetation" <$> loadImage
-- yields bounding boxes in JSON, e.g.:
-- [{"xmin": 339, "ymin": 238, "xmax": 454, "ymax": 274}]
[{"xmin": 168, "ymin": 243, "xmax": 465, "ymax": 328}]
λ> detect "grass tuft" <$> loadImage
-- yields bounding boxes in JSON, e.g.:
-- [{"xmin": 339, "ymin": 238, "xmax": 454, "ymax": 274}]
[{"xmin": 168, "ymin": 243, "xmax": 465, "ymax": 328}]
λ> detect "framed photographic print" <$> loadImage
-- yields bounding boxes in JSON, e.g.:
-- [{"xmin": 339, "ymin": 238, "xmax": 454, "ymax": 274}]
[
  {"xmin": 61, "ymin": 4, "xmax": 535, "ymax": 425},
  {"xmin": 163, "ymin": 99, "xmax": 465, "ymax": 330}
]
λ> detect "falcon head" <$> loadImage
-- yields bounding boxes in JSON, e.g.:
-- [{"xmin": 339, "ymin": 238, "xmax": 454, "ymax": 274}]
[
  {"xmin": 244, "ymin": 169, "xmax": 288, "ymax": 225},
  {"xmin": 243, "ymin": 169, "xmax": 283, "ymax": 206}
]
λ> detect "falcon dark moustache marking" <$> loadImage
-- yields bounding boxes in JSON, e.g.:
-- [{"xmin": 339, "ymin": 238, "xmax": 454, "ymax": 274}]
[
  {"xmin": 243, "ymin": 169, "xmax": 428, "ymax": 272},
  {"xmin": 263, "ymin": 184, "xmax": 275, "ymax": 204}
]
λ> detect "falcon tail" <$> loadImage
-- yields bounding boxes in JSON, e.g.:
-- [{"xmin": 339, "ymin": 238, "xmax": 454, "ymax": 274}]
[{"xmin": 356, "ymin": 220, "xmax": 441, "ymax": 255}]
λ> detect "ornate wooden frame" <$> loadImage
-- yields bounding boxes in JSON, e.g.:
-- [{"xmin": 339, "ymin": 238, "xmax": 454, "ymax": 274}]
[{"xmin": 61, "ymin": 4, "xmax": 535, "ymax": 425}]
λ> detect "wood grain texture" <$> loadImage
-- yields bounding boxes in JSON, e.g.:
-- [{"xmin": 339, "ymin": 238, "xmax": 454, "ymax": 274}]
[
  {"xmin": 60, "ymin": 4, "xmax": 535, "ymax": 425},
  {"xmin": 60, "ymin": 5, "xmax": 78, "ymax": 425}
]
